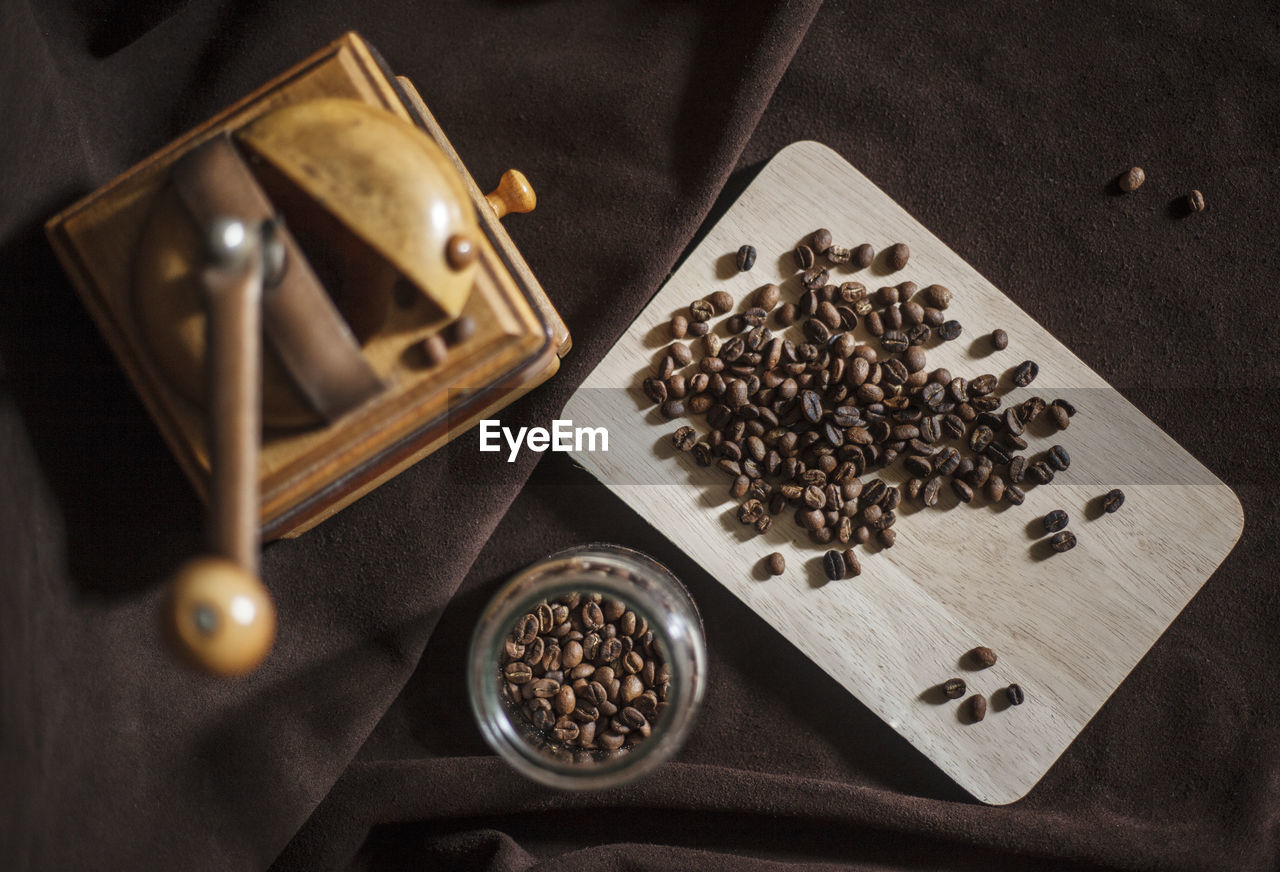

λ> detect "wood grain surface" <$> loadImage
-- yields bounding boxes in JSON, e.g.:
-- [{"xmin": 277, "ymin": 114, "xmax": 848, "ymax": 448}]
[{"xmin": 563, "ymin": 141, "xmax": 1243, "ymax": 804}]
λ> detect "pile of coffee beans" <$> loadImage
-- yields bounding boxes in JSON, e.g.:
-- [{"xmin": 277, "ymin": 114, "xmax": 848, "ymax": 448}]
[
  {"xmin": 645, "ymin": 228, "xmax": 1084, "ymax": 577},
  {"xmin": 499, "ymin": 593, "xmax": 669, "ymax": 755}
]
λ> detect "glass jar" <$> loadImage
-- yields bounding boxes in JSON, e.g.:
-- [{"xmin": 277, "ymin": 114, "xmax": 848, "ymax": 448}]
[{"xmin": 468, "ymin": 543, "xmax": 706, "ymax": 789}]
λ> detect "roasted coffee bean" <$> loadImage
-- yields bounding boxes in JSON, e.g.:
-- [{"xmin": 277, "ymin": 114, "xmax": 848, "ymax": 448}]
[
  {"xmin": 881, "ymin": 331, "xmax": 909, "ymax": 353},
  {"xmin": 951, "ymin": 479, "xmax": 974, "ymax": 503},
  {"xmin": 1021, "ymin": 396, "xmax": 1047, "ymax": 423},
  {"xmin": 1187, "ymin": 189, "xmax": 1206, "ymax": 212},
  {"xmin": 504, "ymin": 661, "xmax": 534, "ymax": 684},
  {"xmin": 1003, "ymin": 406, "xmax": 1024, "ymax": 435},
  {"xmin": 803, "ymin": 318, "xmax": 831, "ymax": 344},
  {"xmin": 826, "ymin": 245, "xmax": 852, "ymax": 264},
  {"xmin": 1003, "ymin": 432, "xmax": 1027, "ymax": 451},
  {"xmin": 1012, "ymin": 360, "xmax": 1039, "ymax": 387},
  {"xmin": 1008, "ymin": 455, "xmax": 1027, "ymax": 483},
  {"xmin": 970, "ymin": 424, "xmax": 995, "ymax": 453},
  {"xmin": 1004, "ymin": 484, "xmax": 1026, "ymax": 505},
  {"xmin": 968, "ymin": 374, "xmax": 997, "ymax": 396},
  {"xmin": 803, "ymin": 266, "xmax": 829, "ymax": 289},
  {"xmin": 883, "ymin": 304, "xmax": 904, "ymax": 331},
  {"xmin": 938, "ymin": 319, "xmax": 962, "ymax": 341},
  {"xmin": 853, "ymin": 244, "xmax": 874, "ymax": 268},
  {"xmin": 775, "ymin": 302, "xmax": 798, "ymax": 326},
  {"xmin": 642, "ymin": 377, "xmax": 667, "ymax": 405},
  {"xmin": 971, "ymin": 646, "xmax": 998, "ymax": 668},
  {"xmin": 800, "ymin": 390, "xmax": 824, "ymax": 423},
  {"xmin": 842, "ymin": 548, "xmax": 862, "ymax": 577},
  {"xmin": 737, "ymin": 499, "xmax": 765, "ymax": 524},
  {"xmin": 766, "ymin": 552, "xmax": 786, "ymax": 575},
  {"xmin": 1051, "ymin": 398, "xmax": 1077, "ymax": 417},
  {"xmin": 1047, "ymin": 444, "xmax": 1070, "ymax": 471},
  {"xmin": 985, "ymin": 475, "xmax": 1005, "ymax": 503},
  {"xmin": 875, "ymin": 285, "xmax": 899, "ymax": 307},
  {"xmin": 705, "ymin": 292, "xmax": 731, "ymax": 316},
  {"xmin": 1119, "ymin": 165, "xmax": 1145, "ymax": 192},
  {"xmin": 943, "ymin": 678, "xmax": 966, "ymax": 700},
  {"xmin": 756, "ymin": 283, "xmax": 781, "ymax": 311},
  {"xmin": 794, "ymin": 243, "xmax": 816, "ymax": 270},
  {"xmin": 966, "ymin": 457, "xmax": 992, "ymax": 488},
  {"xmin": 737, "ymin": 244, "xmax": 757, "ymax": 271},
  {"xmin": 904, "ymin": 454, "xmax": 933, "ymax": 477},
  {"xmin": 1043, "ymin": 509, "xmax": 1069, "ymax": 533},
  {"xmin": 935, "ymin": 446, "xmax": 961, "ymax": 476},
  {"xmin": 672, "ymin": 426, "xmax": 697, "ymax": 451},
  {"xmin": 1005, "ymin": 684, "xmax": 1026, "ymax": 706},
  {"xmin": 689, "ymin": 320, "xmax": 710, "ymax": 337},
  {"xmin": 968, "ymin": 695, "xmax": 988, "ymax": 723},
  {"xmin": 877, "ymin": 528, "xmax": 897, "ymax": 548},
  {"xmin": 983, "ymin": 441, "xmax": 1011, "ymax": 466},
  {"xmin": 886, "ymin": 242, "xmax": 910, "ymax": 271},
  {"xmin": 1050, "ymin": 530, "xmax": 1077, "ymax": 553},
  {"xmin": 1048, "ymin": 403, "xmax": 1070, "ymax": 430},
  {"xmin": 991, "ymin": 328, "xmax": 1008, "ymax": 350},
  {"xmin": 823, "ymin": 550, "xmax": 846, "ymax": 581},
  {"xmin": 1102, "ymin": 488, "xmax": 1125, "ymax": 513},
  {"xmin": 689, "ymin": 299, "xmax": 714, "ymax": 323},
  {"xmin": 1028, "ymin": 461, "xmax": 1054, "ymax": 485},
  {"xmin": 810, "ymin": 228, "xmax": 833, "ymax": 254},
  {"xmin": 669, "ymin": 314, "xmax": 689, "ymax": 339}
]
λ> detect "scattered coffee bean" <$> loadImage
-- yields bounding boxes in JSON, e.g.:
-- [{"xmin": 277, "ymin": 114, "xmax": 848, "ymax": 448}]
[
  {"xmin": 842, "ymin": 548, "xmax": 862, "ymax": 577},
  {"xmin": 1043, "ymin": 509, "xmax": 1069, "ymax": 533},
  {"xmin": 1102, "ymin": 488, "xmax": 1125, "ymax": 513},
  {"xmin": 886, "ymin": 242, "xmax": 910, "ymax": 271},
  {"xmin": 766, "ymin": 552, "xmax": 785, "ymax": 575},
  {"xmin": 1012, "ymin": 360, "xmax": 1039, "ymax": 387},
  {"xmin": 1005, "ymin": 684, "xmax": 1025, "ymax": 706},
  {"xmin": 1187, "ymin": 189, "xmax": 1206, "ymax": 213},
  {"xmin": 823, "ymin": 550, "xmax": 846, "ymax": 581},
  {"xmin": 810, "ymin": 228, "xmax": 832, "ymax": 254},
  {"xmin": 689, "ymin": 299, "xmax": 714, "ymax": 323},
  {"xmin": 938, "ymin": 320, "xmax": 962, "ymax": 341},
  {"xmin": 672, "ymin": 426, "xmax": 697, "ymax": 451},
  {"xmin": 737, "ymin": 245, "xmax": 757, "ymax": 271},
  {"xmin": 853, "ymin": 244, "xmax": 874, "ymax": 268},
  {"xmin": 970, "ymin": 646, "xmax": 998, "ymax": 668},
  {"xmin": 1047, "ymin": 445, "xmax": 1070, "ymax": 471},
  {"xmin": 794, "ymin": 244, "xmax": 816, "ymax": 270},
  {"xmin": 1051, "ymin": 398, "xmax": 1077, "ymax": 418},
  {"xmin": 1008, "ymin": 455, "xmax": 1027, "ymax": 483},
  {"xmin": 943, "ymin": 678, "xmax": 966, "ymax": 699},
  {"xmin": 968, "ymin": 694, "xmax": 987, "ymax": 722},
  {"xmin": 990, "ymin": 329, "xmax": 1008, "ymax": 350},
  {"xmin": 1050, "ymin": 530, "xmax": 1077, "ymax": 553},
  {"xmin": 1119, "ymin": 166, "xmax": 1145, "ymax": 192},
  {"xmin": 670, "ymin": 314, "xmax": 688, "ymax": 339},
  {"xmin": 756, "ymin": 284, "xmax": 781, "ymax": 311},
  {"xmin": 1004, "ymin": 484, "xmax": 1026, "ymax": 505},
  {"xmin": 1028, "ymin": 461, "xmax": 1054, "ymax": 485},
  {"xmin": 921, "ymin": 284, "xmax": 951, "ymax": 309},
  {"xmin": 952, "ymin": 479, "xmax": 974, "ymax": 503},
  {"xmin": 659, "ymin": 399, "xmax": 684, "ymax": 420},
  {"xmin": 708, "ymin": 290, "xmax": 734, "ymax": 314},
  {"xmin": 669, "ymin": 342, "xmax": 693, "ymax": 367}
]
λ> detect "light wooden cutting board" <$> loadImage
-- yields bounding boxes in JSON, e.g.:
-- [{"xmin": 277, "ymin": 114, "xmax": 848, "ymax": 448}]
[{"xmin": 562, "ymin": 141, "xmax": 1243, "ymax": 804}]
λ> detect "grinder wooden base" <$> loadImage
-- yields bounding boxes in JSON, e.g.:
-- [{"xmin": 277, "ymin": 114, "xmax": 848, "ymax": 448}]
[{"xmin": 46, "ymin": 32, "xmax": 569, "ymax": 539}]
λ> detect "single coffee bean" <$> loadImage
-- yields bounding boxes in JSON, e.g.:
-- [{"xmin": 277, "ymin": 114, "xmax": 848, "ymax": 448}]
[
  {"xmin": 766, "ymin": 552, "xmax": 785, "ymax": 575},
  {"xmin": 1008, "ymin": 455, "xmax": 1027, "ymax": 483},
  {"xmin": 1048, "ymin": 404, "xmax": 1070, "ymax": 430},
  {"xmin": 689, "ymin": 320, "xmax": 710, "ymax": 337},
  {"xmin": 670, "ymin": 314, "xmax": 689, "ymax": 339},
  {"xmin": 842, "ymin": 548, "xmax": 861, "ymax": 577},
  {"xmin": 886, "ymin": 242, "xmax": 910, "ymax": 271},
  {"xmin": 706, "ymin": 290, "xmax": 732, "ymax": 314},
  {"xmin": 775, "ymin": 302, "xmax": 798, "ymax": 326},
  {"xmin": 985, "ymin": 474, "xmax": 1005, "ymax": 503},
  {"xmin": 1021, "ymin": 396, "xmax": 1047, "ymax": 422},
  {"xmin": 826, "ymin": 245, "xmax": 852, "ymax": 264},
  {"xmin": 990, "ymin": 328, "xmax": 1008, "ymax": 350},
  {"xmin": 642, "ymin": 377, "xmax": 667, "ymax": 405},
  {"xmin": 1102, "ymin": 488, "xmax": 1125, "ymax": 513},
  {"xmin": 1012, "ymin": 360, "xmax": 1039, "ymax": 387},
  {"xmin": 943, "ymin": 678, "xmax": 966, "ymax": 700},
  {"xmin": 672, "ymin": 426, "xmax": 698, "ymax": 452},
  {"xmin": 1047, "ymin": 444, "xmax": 1070, "ymax": 471},
  {"xmin": 504, "ymin": 661, "xmax": 533, "ymax": 684},
  {"xmin": 756, "ymin": 284, "xmax": 781, "ymax": 311},
  {"xmin": 794, "ymin": 244, "xmax": 816, "ymax": 270},
  {"xmin": 669, "ymin": 342, "xmax": 693, "ymax": 367},
  {"xmin": 810, "ymin": 228, "xmax": 833, "ymax": 254},
  {"xmin": 823, "ymin": 550, "xmax": 846, "ymax": 581},
  {"xmin": 1005, "ymin": 684, "xmax": 1026, "ymax": 706},
  {"xmin": 938, "ymin": 320, "xmax": 962, "ymax": 341},
  {"xmin": 1051, "ymin": 398, "xmax": 1077, "ymax": 417},
  {"xmin": 881, "ymin": 331, "xmax": 909, "ymax": 353},
  {"xmin": 921, "ymin": 476, "xmax": 942, "ymax": 507},
  {"xmin": 1050, "ymin": 530, "xmax": 1077, "ymax": 553},
  {"xmin": 969, "ymin": 694, "xmax": 988, "ymax": 722},
  {"xmin": 878, "ymin": 528, "xmax": 896, "ymax": 548},
  {"xmin": 803, "ymin": 266, "xmax": 829, "ymax": 289},
  {"xmin": 951, "ymin": 479, "xmax": 973, "ymax": 503},
  {"xmin": 851, "ymin": 243, "xmax": 873, "ymax": 268},
  {"xmin": 1043, "ymin": 509, "xmax": 1069, "ymax": 533},
  {"xmin": 1119, "ymin": 166, "xmax": 1145, "ymax": 192},
  {"xmin": 689, "ymin": 299, "xmax": 714, "ymax": 323},
  {"xmin": 659, "ymin": 399, "xmax": 685, "ymax": 420},
  {"xmin": 1187, "ymin": 189, "xmax": 1206, "ymax": 212},
  {"xmin": 737, "ymin": 244, "xmax": 757, "ymax": 271},
  {"xmin": 971, "ymin": 646, "xmax": 998, "ymax": 668},
  {"xmin": 968, "ymin": 374, "xmax": 997, "ymax": 396},
  {"xmin": 919, "ymin": 284, "xmax": 951, "ymax": 309},
  {"xmin": 1028, "ymin": 460, "xmax": 1054, "ymax": 485},
  {"xmin": 1004, "ymin": 484, "xmax": 1026, "ymax": 505},
  {"xmin": 970, "ymin": 424, "xmax": 994, "ymax": 453}
]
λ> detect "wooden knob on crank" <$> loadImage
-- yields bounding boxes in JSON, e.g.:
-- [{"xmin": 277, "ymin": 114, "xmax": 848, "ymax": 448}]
[
  {"xmin": 485, "ymin": 169, "xmax": 536, "ymax": 218},
  {"xmin": 167, "ymin": 557, "xmax": 276, "ymax": 677}
]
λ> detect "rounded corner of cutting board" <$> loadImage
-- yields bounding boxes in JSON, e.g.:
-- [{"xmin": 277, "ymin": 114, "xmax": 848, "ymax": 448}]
[{"xmin": 771, "ymin": 140, "xmax": 847, "ymax": 169}]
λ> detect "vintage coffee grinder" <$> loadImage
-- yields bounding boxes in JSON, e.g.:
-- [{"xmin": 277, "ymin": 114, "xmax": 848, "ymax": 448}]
[{"xmin": 46, "ymin": 33, "xmax": 570, "ymax": 676}]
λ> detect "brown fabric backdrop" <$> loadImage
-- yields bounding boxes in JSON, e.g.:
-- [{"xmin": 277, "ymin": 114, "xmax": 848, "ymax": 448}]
[{"xmin": 2, "ymin": 1, "xmax": 1277, "ymax": 870}]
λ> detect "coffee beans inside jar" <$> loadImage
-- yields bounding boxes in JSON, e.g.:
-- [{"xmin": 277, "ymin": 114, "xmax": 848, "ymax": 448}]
[{"xmin": 498, "ymin": 592, "xmax": 670, "ymax": 758}]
